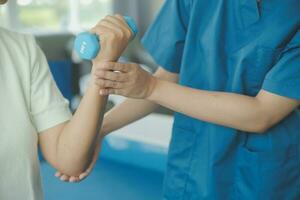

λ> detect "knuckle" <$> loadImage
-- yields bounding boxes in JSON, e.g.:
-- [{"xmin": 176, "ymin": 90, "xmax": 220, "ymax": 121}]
[
  {"xmin": 109, "ymin": 32, "xmax": 117, "ymax": 39},
  {"xmin": 125, "ymin": 29, "xmax": 132, "ymax": 38},
  {"xmin": 96, "ymin": 20, "xmax": 102, "ymax": 26},
  {"xmin": 99, "ymin": 19, "xmax": 108, "ymax": 26},
  {"xmin": 115, "ymin": 14, "xmax": 122, "ymax": 19},
  {"xmin": 105, "ymin": 15, "xmax": 113, "ymax": 20},
  {"xmin": 93, "ymin": 27, "xmax": 102, "ymax": 34},
  {"xmin": 99, "ymin": 64, "xmax": 106, "ymax": 70},
  {"xmin": 119, "ymin": 31, "xmax": 125, "ymax": 39}
]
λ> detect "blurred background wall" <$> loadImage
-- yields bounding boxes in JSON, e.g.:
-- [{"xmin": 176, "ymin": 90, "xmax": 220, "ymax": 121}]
[
  {"xmin": 0, "ymin": 0, "xmax": 164, "ymax": 34},
  {"xmin": 113, "ymin": 0, "xmax": 163, "ymax": 35}
]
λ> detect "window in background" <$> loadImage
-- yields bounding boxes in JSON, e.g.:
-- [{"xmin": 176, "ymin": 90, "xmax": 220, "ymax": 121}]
[
  {"xmin": 2, "ymin": 0, "xmax": 112, "ymax": 33},
  {"xmin": 0, "ymin": 3, "xmax": 8, "ymax": 27},
  {"xmin": 16, "ymin": 0, "xmax": 69, "ymax": 32}
]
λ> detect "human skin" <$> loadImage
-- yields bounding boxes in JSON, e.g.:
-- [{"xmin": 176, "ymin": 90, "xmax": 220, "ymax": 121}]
[
  {"xmin": 38, "ymin": 15, "xmax": 134, "ymax": 176},
  {"xmin": 58, "ymin": 51, "xmax": 300, "ymax": 182},
  {"xmin": 0, "ymin": 0, "xmax": 134, "ymax": 176},
  {"xmin": 94, "ymin": 63, "xmax": 300, "ymax": 133}
]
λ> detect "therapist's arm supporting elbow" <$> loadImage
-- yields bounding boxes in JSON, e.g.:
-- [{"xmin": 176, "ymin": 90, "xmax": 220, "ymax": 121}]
[
  {"xmin": 38, "ymin": 15, "xmax": 133, "ymax": 176},
  {"xmin": 93, "ymin": 65, "xmax": 300, "ymax": 134}
]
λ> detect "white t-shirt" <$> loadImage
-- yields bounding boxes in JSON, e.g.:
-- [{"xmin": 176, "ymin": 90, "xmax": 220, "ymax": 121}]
[{"xmin": 0, "ymin": 27, "xmax": 72, "ymax": 200}]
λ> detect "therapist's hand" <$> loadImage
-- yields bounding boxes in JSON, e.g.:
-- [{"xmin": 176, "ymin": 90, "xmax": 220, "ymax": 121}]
[
  {"xmin": 93, "ymin": 62, "xmax": 157, "ymax": 99},
  {"xmin": 54, "ymin": 136, "xmax": 103, "ymax": 183},
  {"xmin": 91, "ymin": 14, "xmax": 133, "ymax": 63}
]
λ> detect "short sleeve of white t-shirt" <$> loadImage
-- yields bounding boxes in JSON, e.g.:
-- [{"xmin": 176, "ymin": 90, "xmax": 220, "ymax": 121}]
[
  {"xmin": 0, "ymin": 27, "xmax": 71, "ymax": 200},
  {"xmin": 28, "ymin": 32, "xmax": 72, "ymax": 132}
]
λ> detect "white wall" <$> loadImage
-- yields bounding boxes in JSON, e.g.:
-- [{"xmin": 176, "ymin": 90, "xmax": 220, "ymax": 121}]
[{"xmin": 113, "ymin": 0, "xmax": 164, "ymax": 35}]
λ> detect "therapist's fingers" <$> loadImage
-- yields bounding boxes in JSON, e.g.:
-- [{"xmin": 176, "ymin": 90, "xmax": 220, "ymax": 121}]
[
  {"xmin": 100, "ymin": 89, "xmax": 123, "ymax": 96},
  {"xmin": 55, "ymin": 171, "xmax": 62, "ymax": 177},
  {"xmin": 78, "ymin": 138, "xmax": 102, "ymax": 180},
  {"xmin": 55, "ymin": 173, "xmax": 84, "ymax": 183},
  {"xmin": 55, "ymin": 171, "xmax": 68, "ymax": 180},
  {"xmin": 78, "ymin": 172, "xmax": 89, "ymax": 180},
  {"xmin": 95, "ymin": 62, "xmax": 130, "ymax": 73},
  {"xmin": 99, "ymin": 88, "xmax": 140, "ymax": 97},
  {"xmin": 95, "ymin": 79, "xmax": 125, "ymax": 89},
  {"xmin": 54, "ymin": 138, "xmax": 103, "ymax": 182},
  {"xmin": 69, "ymin": 176, "xmax": 80, "ymax": 183},
  {"xmin": 94, "ymin": 70, "xmax": 129, "ymax": 82},
  {"xmin": 60, "ymin": 174, "xmax": 70, "ymax": 182}
]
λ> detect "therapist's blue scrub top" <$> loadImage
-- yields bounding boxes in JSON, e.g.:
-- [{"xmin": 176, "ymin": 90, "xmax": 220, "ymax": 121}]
[{"xmin": 142, "ymin": 0, "xmax": 300, "ymax": 199}]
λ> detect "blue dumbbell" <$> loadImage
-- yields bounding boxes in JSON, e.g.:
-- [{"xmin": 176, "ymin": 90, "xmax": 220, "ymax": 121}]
[{"xmin": 74, "ymin": 16, "xmax": 138, "ymax": 60}]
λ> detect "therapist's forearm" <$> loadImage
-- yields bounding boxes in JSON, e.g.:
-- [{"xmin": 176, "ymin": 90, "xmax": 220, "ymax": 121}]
[
  {"xmin": 148, "ymin": 80, "xmax": 275, "ymax": 133},
  {"xmin": 56, "ymin": 81, "xmax": 107, "ymax": 175},
  {"xmin": 93, "ymin": 64, "xmax": 298, "ymax": 134},
  {"xmin": 101, "ymin": 68, "xmax": 178, "ymax": 136},
  {"xmin": 102, "ymin": 99, "xmax": 159, "ymax": 136}
]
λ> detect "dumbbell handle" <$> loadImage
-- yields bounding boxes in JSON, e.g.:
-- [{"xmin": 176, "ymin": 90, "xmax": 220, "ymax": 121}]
[{"xmin": 74, "ymin": 16, "xmax": 138, "ymax": 60}]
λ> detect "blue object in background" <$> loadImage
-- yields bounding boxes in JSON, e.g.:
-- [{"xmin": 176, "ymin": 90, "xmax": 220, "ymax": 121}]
[
  {"xmin": 48, "ymin": 60, "xmax": 73, "ymax": 102},
  {"xmin": 101, "ymin": 137, "xmax": 167, "ymax": 173},
  {"xmin": 74, "ymin": 16, "xmax": 138, "ymax": 60},
  {"xmin": 41, "ymin": 158, "xmax": 163, "ymax": 200}
]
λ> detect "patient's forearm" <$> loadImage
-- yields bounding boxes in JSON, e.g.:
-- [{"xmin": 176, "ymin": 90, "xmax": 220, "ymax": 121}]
[{"xmin": 56, "ymin": 82, "xmax": 107, "ymax": 175}]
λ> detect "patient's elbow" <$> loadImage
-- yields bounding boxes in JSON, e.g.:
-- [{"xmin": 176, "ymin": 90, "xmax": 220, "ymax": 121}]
[
  {"xmin": 57, "ymin": 166, "xmax": 85, "ymax": 177},
  {"xmin": 56, "ymin": 160, "xmax": 87, "ymax": 176}
]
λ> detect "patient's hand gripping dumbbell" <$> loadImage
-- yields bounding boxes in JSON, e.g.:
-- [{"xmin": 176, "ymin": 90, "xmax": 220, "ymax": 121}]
[{"xmin": 74, "ymin": 16, "xmax": 138, "ymax": 60}]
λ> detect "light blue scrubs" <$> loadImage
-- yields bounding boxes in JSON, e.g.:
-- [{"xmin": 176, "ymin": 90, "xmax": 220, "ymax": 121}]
[{"xmin": 142, "ymin": 0, "xmax": 300, "ymax": 199}]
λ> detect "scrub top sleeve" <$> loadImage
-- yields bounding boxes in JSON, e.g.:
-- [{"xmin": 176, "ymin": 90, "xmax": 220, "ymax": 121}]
[
  {"xmin": 141, "ymin": 0, "xmax": 189, "ymax": 73},
  {"xmin": 28, "ymin": 36, "xmax": 72, "ymax": 133},
  {"xmin": 262, "ymin": 46, "xmax": 300, "ymax": 100}
]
